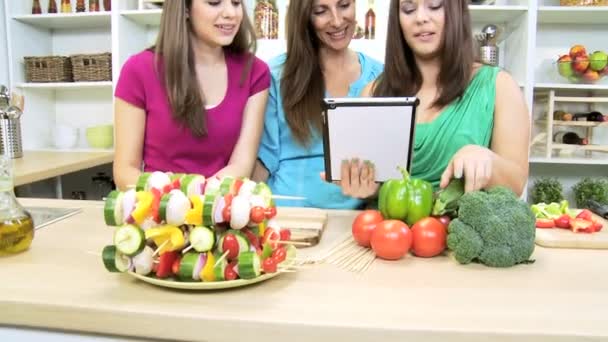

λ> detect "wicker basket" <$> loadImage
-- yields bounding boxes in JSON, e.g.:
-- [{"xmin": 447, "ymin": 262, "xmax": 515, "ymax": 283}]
[
  {"xmin": 70, "ymin": 53, "xmax": 112, "ymax": 82},
  {"xmin": 24, "ymin": 56, "xmax": 73, "ymax": 83},
  {"xmin": 560, "ymin": 0, "xmax": 608, "ymax": 5}
]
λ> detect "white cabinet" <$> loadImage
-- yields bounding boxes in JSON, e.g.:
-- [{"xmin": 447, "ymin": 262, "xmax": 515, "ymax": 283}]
[{"xmin": 2, "ymin": 0, "xmax": 607, "ymax": 168}]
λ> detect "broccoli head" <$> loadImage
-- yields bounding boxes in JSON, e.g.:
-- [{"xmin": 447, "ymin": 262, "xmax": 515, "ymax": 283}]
[{"xmin": 446, "ymin": 186, "xmax": 536, "ymax": 268}]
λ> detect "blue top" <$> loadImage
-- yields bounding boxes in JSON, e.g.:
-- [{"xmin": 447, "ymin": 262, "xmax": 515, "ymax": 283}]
[{"xmin": 258, "ymin": 52, "xmax": 384, "ymax": 209}]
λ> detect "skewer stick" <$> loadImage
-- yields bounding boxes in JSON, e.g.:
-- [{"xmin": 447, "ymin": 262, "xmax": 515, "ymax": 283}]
[
  {"xmin": 351, "ymin": 250, "xmax": 375, "ymax": 273},
  {"xmin": 276, "ymin": 240, "xmax": 311, "ymax": 247},
  {"xmin": 153, "ymin": 240, "xmax": 169, "ymax": 257},
  {"xmin": 181, "ymin": 244, "xmax": 195, "ymax": 254},
  {"xmin": 213, "ymin": 251, "xmax": 229, "ymax": 267},
  {"xmin": 337, "ymin": 247, "xmax": 368, "ymax": 268},
  {"xmin": 86, "ymin": 251, "xmax": 101, "ymax": 257},
  {"xmin": 342, "ymin": 247, "xmax": 372, "ymax": 270}
]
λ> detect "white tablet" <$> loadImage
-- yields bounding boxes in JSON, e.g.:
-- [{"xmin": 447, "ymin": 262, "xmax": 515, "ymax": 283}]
[{"xmin": 322, "ymin": 97, "xmax": 419, "ymax": 183}]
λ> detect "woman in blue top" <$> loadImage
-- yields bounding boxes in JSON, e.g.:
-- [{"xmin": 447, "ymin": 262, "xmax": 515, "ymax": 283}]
[{"xmin": 253, "ymin": 0, "xmax": 383, "ymax": 209}]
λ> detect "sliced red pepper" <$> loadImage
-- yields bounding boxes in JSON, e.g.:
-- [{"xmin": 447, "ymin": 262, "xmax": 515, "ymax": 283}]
[
  {"xmin": 576, "ymin": 209, "xmax": 593, "ymax": 221},
  {"xmin": 171, "ymin": 255, "xmax": 182, "ymax": 275},
  {"xmin": 553, "ymin": 214, "xmax": 571, "ymax": 229},
  {"xmin": 570, "ymin": 218, "xmax": 594, "ymax": 233},
  {"xmin": 242, "ymin": 228, "xmax": 261, "ymax": 251},
  {"xmin": 222, "ymin": 194, "xmax": 233, "ymax": 223},
  {"xmin": 150, "ymin": 187, "xmax": 162, "ymax": 223},
  {"xmin": 536, "ymin": 218, "xmax": 555, "ymax": 229},
  {"xmin": 156, "ymin": 251, "xmax": 179, "ymax": 278},
  {"xmin": 224, "ymin": 261, "xmax": 238, "ymax": 280},
  {"xmin": 232, "ymin": 179, "xmax": 244, "ymax": 196}
]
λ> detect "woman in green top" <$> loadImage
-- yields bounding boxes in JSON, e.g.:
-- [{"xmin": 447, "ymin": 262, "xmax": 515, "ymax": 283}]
[{"xmin": 337, "ymin": 0, "xmax": 530, "ymax": 198}]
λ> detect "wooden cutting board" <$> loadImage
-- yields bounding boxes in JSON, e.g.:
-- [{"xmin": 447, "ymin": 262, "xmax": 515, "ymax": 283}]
[
  {"xmin": 535, "ymin": 209, "xmax": 608, "ymax": 249},
  {"xmin": 274, "ymin": 207, "xmax": 328, "ymax": 248}
]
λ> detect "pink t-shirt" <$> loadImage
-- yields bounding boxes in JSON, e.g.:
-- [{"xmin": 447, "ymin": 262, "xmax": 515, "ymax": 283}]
[{"xmin": 115, "ymin": 49, "xmax": 270, "ymax": 177}]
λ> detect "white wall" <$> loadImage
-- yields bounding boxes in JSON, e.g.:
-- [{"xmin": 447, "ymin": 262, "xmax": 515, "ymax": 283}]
[{"xmin": 0, "ymin": 0, "xmax": 8, "ymax": 87}]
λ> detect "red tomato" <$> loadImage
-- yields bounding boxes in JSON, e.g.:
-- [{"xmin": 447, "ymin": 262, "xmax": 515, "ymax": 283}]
[
  {"xmin": 436, "ymin": 215, "xmax": 451, "ymax": 229},
  {"xmin": 279, "ymin": 228, "xmax": 291, "ymax": 241},
  {"xmin": 224, "ymin": 261, "xmax": 238, "ymax": 280},
  {"xmin": 263, "ymin": 228, "xmax": 280, "ymax": 249},
  {"xmin": 222, "ymin": 234, "xmax": 240, "ymax": 260},
  {"xmin": 272, "ymin": 246, "xmax": 287, "ymax": 263},
  {"xmin": 370, "ymin": 220, "xmax": 412, "ymax": 260},
  {"xmin": 352, "ymin": 210, "xmax": 384, "ymax": 247},
  {"xmin": 262, "ymin": 258, "xmax": 277, "ymax": 273},
  {"xmin": 250, "ymin": 206, "xmax": 266, "ymax": 224},
  {"xmin": 411, "ymin": 217, "xmax": 447, "ymax": 258},
  {"xmin": 265, "ymin": 206, "xmax": 277, "ymax": 219}
]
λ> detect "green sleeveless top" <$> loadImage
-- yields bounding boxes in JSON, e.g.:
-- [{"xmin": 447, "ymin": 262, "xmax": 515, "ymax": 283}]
[{"xmin": 410, "ymin": 65, "xmax": 500, "ymax": 190}]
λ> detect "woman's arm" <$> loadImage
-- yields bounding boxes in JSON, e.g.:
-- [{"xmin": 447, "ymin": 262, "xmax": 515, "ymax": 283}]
[
  {"xmin": 487, "ymin": 71, "xmax": 530, "ymax": 195},
  {"xmin": 213, "ymin": 90, "xmax": 269, "ymax": 179},
  {"xmin": 113, "ymin": 98, "xmax": 146, "ymax": 190}
]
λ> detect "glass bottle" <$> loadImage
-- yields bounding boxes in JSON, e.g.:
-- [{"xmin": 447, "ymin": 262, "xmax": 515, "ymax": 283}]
[
  {"xmin": 62, "ymin": 0, "xmax": 73, "ymax": 13},
  {"xmin": 32, "ymin": 0, "xmax": 42, "ymax": 14},
  {"xmin": 48, "ymin": 0, "xmax": 58, "ymax": 13},
  {"xmin": 554, "ymin": 131, "xmax": 589, "ymax": 145},
  {"xmin": 76, "ymin": 0, "xmax": 86, "ymax": 12},
  {"xmin": 103, "ymin": 0, "xmax": 111, "ymax": 11},
  {"xmin": 254, "ymin": 0, "xmax": 278, "ymax": 40},
  {"xmin": 0, "ymin": 155, "xmax": 34, "ymax": 256},
  {"xmin": 89, "ymin": 0, "xmax": 100, "ymax": 12},
  {"xmin": 364, "ymin": 0, "xmax": 376, "ymax": 40}
]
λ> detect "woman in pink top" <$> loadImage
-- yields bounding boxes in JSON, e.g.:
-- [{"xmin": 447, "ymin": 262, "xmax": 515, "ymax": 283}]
[{"xmin": 113, "ymin": 0, "xmax": 270, "ymax": 190}]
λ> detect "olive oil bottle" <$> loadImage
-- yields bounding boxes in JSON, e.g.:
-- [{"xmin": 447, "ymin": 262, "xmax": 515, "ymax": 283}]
[{"xmin": 0, "ymin": 155, "xmax": 34, "ymax": 256}]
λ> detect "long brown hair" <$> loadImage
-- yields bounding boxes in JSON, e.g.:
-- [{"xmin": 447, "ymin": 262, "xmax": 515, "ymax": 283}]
[
  {"xmin": 281, "ymin": 0, "xmax": 324, "ymax": 147},
  {"xmin": 154, "ymin": 0, "xmax": 257, "ymax": 137},
  {"xmin": 373, "ymin": 0, "xmax": 474, "ymax": 109}
]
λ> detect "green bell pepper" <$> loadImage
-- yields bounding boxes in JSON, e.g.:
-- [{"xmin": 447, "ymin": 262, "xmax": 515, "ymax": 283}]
[{"xmin": 378, "ymin": 167, "xmax": 434, "ymax": 226}]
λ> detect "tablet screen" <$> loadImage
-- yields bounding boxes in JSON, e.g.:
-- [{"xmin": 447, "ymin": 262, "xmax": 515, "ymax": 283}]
[{"xmin": 322, "ymin": 97, "xmax": 419, "ymax": 183}]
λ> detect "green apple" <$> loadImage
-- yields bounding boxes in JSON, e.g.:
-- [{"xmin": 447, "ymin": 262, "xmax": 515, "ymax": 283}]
[
  {"xmin": 557, "ymin": 55, "xmax": 574, "ymax": 78},
  {"xmin": 589, "ymin": 51, "xmax": 608, "ymax": 72}
]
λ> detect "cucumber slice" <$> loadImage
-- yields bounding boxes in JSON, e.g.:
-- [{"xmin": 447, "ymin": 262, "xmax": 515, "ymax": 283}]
[
  {"xmin": 159, "ymin": 193, "xmax": 171, "ymax": 222},
  {"xmin": 189, "ymin": 226, "xmax": 215, "ymax": 252},
  {"xmin": 113, "ymin": 225, "xmax": 145, "ymax": 256},
  {"xmin": 253, "ymin": 182, "xmax": 273, "ymax": 208},
  {"xmin": 261, "ymin": 242, "xmax": 273, "ymax": 260},
  {"xmin": 102, "ymin": 245, "xmax": 119, "ymax": 272},
  {"xmin": 170, "ymin": 173, "xmax": 186, "ymax": 182},
  {"xmin": 282, "ymin": 244, "xmax": 297, "ymax": 265},
  {"xmin": 104, "ymin": 190, "xmax": 124, "ymax": 226},
  {"xmin": 135, "ymin": 172, "xmax": 151, "ymax": 191},
  {"xmin": 179, "ymin": 252, "xmax": 200, "ymax": 281},
  {"xmin": 219, "ymin": 176, "xmax": 235, "ymax": 196},
  {"xmin": 202, "ymin": 194, "xmax": 217, "ymax": 226},
  {"xmin": 181, "ymin": 174, "xmax": 205, "ymax": 197},
  {"xmin": 238, "ymin": 252, "xmax": 261, "ymax": 279},
  {"xmin": 213, "ymin": 252, "xmax": 227, "ymax": 281},
  {"xmin": 102, "ymin": 245, "xmax": 132, "ymax": 273}
]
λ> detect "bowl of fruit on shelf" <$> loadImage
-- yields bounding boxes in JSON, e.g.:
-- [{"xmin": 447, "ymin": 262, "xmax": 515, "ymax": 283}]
[{"xmin": 557, "ymin": 45, "xmax": 608, "ymax": 84}]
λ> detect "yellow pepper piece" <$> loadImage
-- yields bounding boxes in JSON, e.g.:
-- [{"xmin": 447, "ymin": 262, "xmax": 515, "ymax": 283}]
[
  {"xmin": 258, "ymin": 220, "xmax": 266, "ymax": 237},
  {"xmin": 145, "ymin": 225, "xmax": 185, "ymax": 254},
  {"xmin": 131, "ymin": 191, "xmax": 154, "ymax": 225},
  {"xmin": 185, "ymin": 195, "xmax": 203, "ymax": 225},
  {"xmin": 201, "ymin": 252, "xmax": 216, "ymax": 282}
]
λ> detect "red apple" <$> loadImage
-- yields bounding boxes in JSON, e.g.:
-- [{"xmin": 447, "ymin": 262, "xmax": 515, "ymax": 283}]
[
  {"xmin": 569, "ymin": 45, "xmax": 587, "ymax": 59},
  {"xmin": 583, "ymin": 69, "xmax": 600, "ymax": 83},
  {"xmin": 572, "ymin": 55, "xmax": 590, "ymax": 74}
]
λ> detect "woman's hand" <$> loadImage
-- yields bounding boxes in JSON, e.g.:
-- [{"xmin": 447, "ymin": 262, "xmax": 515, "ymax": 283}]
[
  {"xmin": 440, "ymin": 145, "xmax": 495, "ymax": 193},
  {"xmin": 330, "ymin": 159, "xmax": 380, "ymax": 199}
]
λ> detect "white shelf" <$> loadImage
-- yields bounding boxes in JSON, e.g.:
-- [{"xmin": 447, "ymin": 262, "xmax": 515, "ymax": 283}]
[
  {"xmin": 538, "ymin": 6, "xmax": 608, "ymax": 25},
  {"xmin": 535, "ymin": 83, "xmax": 608, "ymax": 91},
  {"xmin": 121, "ymin": 9, "xmax": 161, "ymax": 26},
  {"xmin": 12, "ymin": 12, "xmax": 111, "ymax": 30},
  {"xmin": 469, "ymin": 5, "xmax": 528, "ymax": 23},
  {"xmin": 17, "ymin": 81, "xmax": 113, "ymax": 90},
  {"xmin": 530, "ymin": 156, "xmax": 608, "ymax": 165}
]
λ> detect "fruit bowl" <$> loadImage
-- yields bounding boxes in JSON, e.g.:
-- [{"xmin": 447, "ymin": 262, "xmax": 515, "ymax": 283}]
[{"xmin": 556, "ymin": 45, "xmax": 608, "ymax": 84}]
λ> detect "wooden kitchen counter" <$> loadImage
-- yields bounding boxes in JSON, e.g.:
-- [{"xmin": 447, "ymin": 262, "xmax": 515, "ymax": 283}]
[
  {"xmin": 13, "ymin": 150, "xmax": 114, "ymax": 186},
  {"xmin": 1, "ymin": 198, "xmax": 607, "ymax": 342}
]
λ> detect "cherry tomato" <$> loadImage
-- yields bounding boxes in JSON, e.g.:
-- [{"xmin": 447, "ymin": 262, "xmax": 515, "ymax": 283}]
[
  {"xmin": 242, "ymin": 228, "xmax": 261, "ymax": 251},
  {"xmin": 370, "ymin": 220, "xmax": 412, "ymax": 260},
  {"xmin": 224, "ymin": 261, "xmax": 238, "ymax": 280},
  {"xmin": 250, "ymin": 206, "xmax": 266, "ymax": 224},
  {"xmin": 265, "ymin": 206, "xmax": 277, "ymax": 219},
  {"xmin": 411, "ymin": 217, "xmax": 447, "ymax": 258},
  {"xmin": 352, "ymin": 210, "xmax": 384, "ymax": 247},
  {"xmin": 222, "ymin": 233, "xmax": 240, "ymax": 260},
  {"xmin": 262, "ymin": 257, "xmax": 277, "ymax": 273},
  {"xmin": 262, "ymin": 228, "xmax": 280, "ymax": 249},
  {"xmin": 272, "ymin": 246, "xmax": 287, "ymax": 263},
  {"xmin": 279, "ymin": 228, "xmax": 291, "ymax": 241},
  {"xmin": 436, "ymin": 215, "xmax": 451, "ymax": 229}
]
